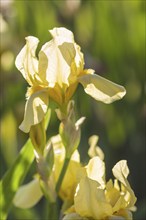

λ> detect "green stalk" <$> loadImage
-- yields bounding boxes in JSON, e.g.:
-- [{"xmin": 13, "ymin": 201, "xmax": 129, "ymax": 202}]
[
  {"xmin": 48, "ymin": 201, "xmax": 58, "ymax": 220},
  {"xmin": 55, "ymin": 157, "xmax": 70, "ymax": 193}
]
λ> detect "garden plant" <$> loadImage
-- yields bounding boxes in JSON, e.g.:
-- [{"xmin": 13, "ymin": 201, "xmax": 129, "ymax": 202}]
[{"xmin": 0, "ymin": 27, "xmax": 137, "ymax": 220}]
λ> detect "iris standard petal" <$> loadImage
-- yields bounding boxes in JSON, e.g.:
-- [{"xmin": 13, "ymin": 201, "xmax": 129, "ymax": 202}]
[
  {"xmin": 49, "ymin": 27, "xmax": 74, "ymax": 44},
  {"xmin": 13, "ymin": 179, "xmax": 42, "ymax": 209},
  {"xmin": 19, "ymin": 90, "xmax": 48, "ymax": 133},
  {"xmin": 86, "ymin": 156, "xmax": 105, "ymax": 187},
  {"xmin": 78, "ymin": 74, "xmax": 126, "ymax": 104},
  {"xmin": 39, "ymin": 28, "xmax": 76, "ymax": 88},
  {"xmin": 74, "ymin": 177, "xmax": 112, "ymax": 220},
  {"xmin": 112, "ymin": 160, "xmax": 129, "ymax": 186},
  {"xmin": 112, "ymin": 160, "xmax": 137, "ymax": 208},
  {"xmin": 15, "ymin": 36, "xmax": 39, "ymax": 86}
]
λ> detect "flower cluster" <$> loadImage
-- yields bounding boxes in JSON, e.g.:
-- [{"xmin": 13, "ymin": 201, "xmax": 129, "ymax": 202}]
[
  {"xmin": 14, "ymin": 27, "xmax": 136, "ymax": 220},
  {"xmin": 13, "ymin": 135, "xmax": 136, "ymax": 220}
]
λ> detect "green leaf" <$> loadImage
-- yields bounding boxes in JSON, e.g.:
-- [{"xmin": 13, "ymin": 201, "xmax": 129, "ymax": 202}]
[{"xmin": 0, "ymin": 139, "xmax": 35, "ymax": 220}]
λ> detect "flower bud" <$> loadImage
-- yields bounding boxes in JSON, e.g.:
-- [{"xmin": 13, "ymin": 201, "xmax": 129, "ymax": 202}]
[{"xmin": 59, "ymin": 117, "xmax": 85, "ymax": 158}]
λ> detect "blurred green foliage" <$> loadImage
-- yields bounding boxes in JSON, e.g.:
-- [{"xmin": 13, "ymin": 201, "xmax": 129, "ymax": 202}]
[{"xmin": 0, "ymin": 0, "xmax": 145, "ymax": 219}]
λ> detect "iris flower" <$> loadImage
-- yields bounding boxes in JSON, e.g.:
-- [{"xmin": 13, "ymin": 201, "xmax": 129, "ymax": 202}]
[
  {"xmin": 63, "ymin": 158, "xmax": 137, "ymax": 220},
  {"xmin": 15, "ymin": 27, "xmax": 126, "ymax": 133},
  {"xmin": 13, "ymin": 142, "xmax": 136, "ymax": 220}
]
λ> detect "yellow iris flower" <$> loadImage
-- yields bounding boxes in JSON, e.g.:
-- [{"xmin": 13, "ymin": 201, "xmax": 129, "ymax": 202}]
[
  {"xmin": 64, "ymin": 158, "xmax": 137, "ymax": 220},
  {"xmin": 15, "ymin": 27, "xmax": 126, "ymax": 133},
  {"xmin": 13, "ymin": 137, "xmax": 136, "ymax": 220}
]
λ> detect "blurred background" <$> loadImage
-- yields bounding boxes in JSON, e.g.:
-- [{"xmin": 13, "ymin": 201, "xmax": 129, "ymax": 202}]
[{"xmin": 0, "ymin": 0, "xmax": 145, "ymax": 219}]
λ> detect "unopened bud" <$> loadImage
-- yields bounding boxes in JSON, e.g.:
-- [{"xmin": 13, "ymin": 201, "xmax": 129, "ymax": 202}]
[{"xmin": 59, "ymin": 117, "xmax": 85, "ymax": 158}]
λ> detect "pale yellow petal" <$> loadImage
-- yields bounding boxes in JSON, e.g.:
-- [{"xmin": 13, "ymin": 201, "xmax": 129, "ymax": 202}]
[
  {"xmin": 86, "ymin": 156, "xmax": 105, "ymax": 187},
  {"xmin": 68, "ymin": 43, "xmax": 84, "ymax": 84},
  {"xmin": 112, "ymin": 160, "xmax": 129, "ymax": 185},
  {"xmin": 13, "ymin": 179, "xmax": 42, "ymax": 209},
  {"xmin": 106, "ymin": 179, "xmax": 127, "ymax": 212},
  {"xmin": 78, "ymin": 74, "xmax": 126, "ymax": 104},
  {"xmin": 112, "ymin": 196, "xmax": 127, "ymax": 213},
  {"xmin": 19, "ymin": 91, "xmax": 48, "ymax": 133},
  {"xmin": 112, "ymin": 160, "xmax": 137, "ymax": 208},
  {"xmin": 49, "ymin": 27, "xmax": 74, "ymax": 43},
  {"xmin": 105, "ymin": 179, "xmax": 121, "ymax": 208},
  {"xmin": 39, "ymin": 28, "xmax": 76, "ymax": 88},
  {"xmin": 74, "ymin": 177, "xmax": 112, "ymax": 219},
  {"xmin": 15, "ymin": 36, "xmax": 39, "ymax": 86},
  {"xmin": 60, "ymin": 161, "xmax": 85, "ymax": 201}
]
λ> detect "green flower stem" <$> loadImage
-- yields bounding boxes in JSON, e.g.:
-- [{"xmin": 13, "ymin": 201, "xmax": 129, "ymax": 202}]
[
  {"xmin": 48, "ymin": 201, "xmax": 58, "ymax": 220},
  {"xmin": 55, "ymin": 157, "xmax": 70, "ymax": 193}
]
